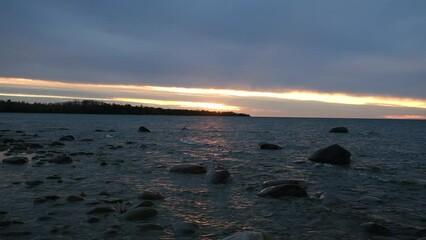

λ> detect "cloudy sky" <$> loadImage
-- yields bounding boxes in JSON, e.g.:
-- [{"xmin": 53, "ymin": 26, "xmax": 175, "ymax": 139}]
[{"xmin": 0, "ymin": 0, "xmax": 425, "ymax": 118}]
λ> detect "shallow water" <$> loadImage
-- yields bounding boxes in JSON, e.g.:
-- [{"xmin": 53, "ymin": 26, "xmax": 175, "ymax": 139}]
[{"xmin": 0, "ymin": 113, "xmax": 425, "ymax": 239}]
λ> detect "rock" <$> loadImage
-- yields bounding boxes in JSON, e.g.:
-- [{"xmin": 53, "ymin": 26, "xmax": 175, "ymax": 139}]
[
  {"xmin": 59, "ymin": 135, "xmax": 75, "ymax": 141},
  {"xmin": 46, "ymin": 175, "xmax": 61, "ymax": 180},
  {"xmin": 80, "ymin": 138, "xmax": 94, "ymax": 142},
  {"xmin": 103, "ymin": 228, "xmax": 119, "ymax": 236},
  {"xmin": 173, "ymin": 222, "xmax": 198, "ymax": 236},
  {"xmin": 22, "ymin": 143, "xmax": 44, "ymax": 149},
  {"xmin": 25, "ymin": 180, "xmax": 44, "ymax": 187},
  {"xmin": 309, "ymin": 144, "xmax": 351, "ymax": 165},
  {"xmin": 329, "ymin": 127, "xmax": 349, "ymax": 133},
  {"xmin": 262, "ymin": 179, "xmax": 306, "ymax": 188},
  {"xmin": 99, "ymin": 191, "xmax": 111, "ymax": 196},
  {"xmin": 136, "ymin": 201, "xmax": 154, "ymax": 208},
  {"xmin": 220, "ymin": 231, "xmax": 271, "ymax": 240},
  {"xmin": 259, "ymin": 142, "xmax": 283, "ymax": 150},
  {"xmin": 48, "ymin": 155, "xmax": 73, "ymax": 164},
  {"xmin": 138, "ymin": 126, "xmax": 151, "ymax": 132},
  {"xmin": 45, "ymin": 195, "xmax": 60, "ymax": 201},
  {"xmin": 86, "ymin": 206, "xmax": 116, "ymax": 215},
  {"xmin": 139, "ymin": 191, "xmax": 165, "ymax": 200},
  {"xmin": 88, "ymin": 217, "xmax": 100, "ymax": 223},
  {"xmin": 258, "ymin": 184, "xmax": 308, "ymax": 198},
  {"xmin": 361, "ymin": 222, "xmax": 393, "ymax": 236},
  {"xmin": 139, "ymin": 223, "xmax": 165, "ymax": 232},
  {"xmin": 67, "ymin": 195, "xmax": 85, "ymax": 202},
  {"xmin": 2, "ymin": 156, "xmax": 28, "ymax": 164},
  {"xmin": 207, "ymin": 169, "xmax": 232, "ymax": 184},
  {"xmin": 100, "ymin": 161, "xmax": 107, "ymax": 166},
  {"xmin": 169, "ymin": 164, "xmax": 207, "ymax": 174},
  {"xmin": 124, "ymin": 207, "xmax": 157, "ymax": 221}
]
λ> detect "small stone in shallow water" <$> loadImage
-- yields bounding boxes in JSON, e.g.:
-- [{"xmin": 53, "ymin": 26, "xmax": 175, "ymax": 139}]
[
  {"xmin": 25, "ymin": 180, "xmax": 44, "ymax": 187},
  {"xmin": 258, "ymin": 142, "xmax": 283, "ymax": 150},
  {"xmin": 46, "ymin": 175, "xmax": 61, "ymax": 180},
  {"xmin": 124, "ymin": 207, "xmax": 157, "ymax": 221},
  {"xmin": 139, "ymin": 190, "xmax": 165, "ymax": 200},
  {"xmin": 59, "ymin": 135, "xmax": 75, "ymax": 141},
  {"xmin": 86, "ymin": 206, "xmax": 116, "ymax": 215},
  {"xmin": 262, "ymin": 179, "xmax": 306, "ymax": 188},
  {"xmin": 169, "ymin": 164, "xmax": 207, "ymax": 174},
  {"xmin": 207, "ymin": 169, "xmax": 232, "ymax": 184},
  {"xmin": 2, "ymin": 156, "xmax": 29, "ymax": 164},
  {"xmin": 173, "ymin": 222, "xmax": 199, "ymax": 236},
  {"xmin": 99, "ymin": 191, "xmax": 111, "ymax": 196},
  {"xmin": 361, "ymin": 222, "xmax": 393, "ymax": 236},
  {"xmin": 80, "ymin": 138, "xmax": 94, "ymax": 142},
  {"xmin": 329, "ymin": 127, "xmax": 349, "ymax": 133},
  {"xmin": 258, "ymin": 184, "xmax": 308, "ymax": 198},
  {"xmin": 67, "ymin": 195, "xmax": 85, "ymax": 202},
  {"xmin": 139, "ymin": 223, "xmax": 165, "ymax": 232},
  {"xmin": 138, "ymin": 126, "xmax": 151, "ymax": 132},
  {"xmin": 100, "ymin": 161, "xmax": 107, "ymax": 166},
  {"xmin": 48, "ymin": 155, "xmax": 73, "ymax": 164}
]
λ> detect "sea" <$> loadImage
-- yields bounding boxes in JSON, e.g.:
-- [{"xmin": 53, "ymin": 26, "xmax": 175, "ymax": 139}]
[{"xmin": 0, "ymin": 113, "xmax": 425, "ymax": 239}]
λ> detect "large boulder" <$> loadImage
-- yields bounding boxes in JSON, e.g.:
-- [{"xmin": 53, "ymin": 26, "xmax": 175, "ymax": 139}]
[
  {"xmin": 2, "ymin": 156, "xmax": 28, "ymax": 164},
  {"xmin": 258, "ymin": 142, "xmax": 282, "ymax": 150},
  {"xmin": 329, "ymin": 127, "xmax": 348, "ymax": 133},
  {"xmin": 138, "ymin": 126, "xmax": 151, "ymax": 132},
  {"xmin": 169, "ymin": 164, "xmax": 206, "ymax": 174},
  {"xmin": 309, "ymin": 144, "xmax": 351, "ymax": 165},
  {"xmin": 258, "ymin": 184, "xmax": 308, "ymax": 198}
]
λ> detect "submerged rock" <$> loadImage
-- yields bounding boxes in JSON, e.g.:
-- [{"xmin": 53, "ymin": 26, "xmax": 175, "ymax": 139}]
[
  {"xmin": 259, "ymin": 142, "xmax": 283, "ymax": 150},
  {"xmin": 49, "ymin": 141, "xmax": 65, "ymax": 147},
  {"xmin": 2, "ymin": 156, "xmax": 28, "ymax": 164},
  {"xmin": 139, "ymin": 223, "xmax": 165, "ymax": 232},
  {"xmin": 59, "ymin": 135, "xmax": 75, "ymax": 141},
  {"xmin": 207, "ymin": 169, "xmax": 232, "ymax": 184},
  {"xmin": 309, "ymin": 144, "xmax": 351, "ymax": 165},
  {"xmin": 169, "ymin": 164, "xmax": 207, "ymax": 174},
  {"xmin": 262, "ymin": 179, "xmax": 306, "ymax": 188},
  {"xmin": 139, "ymin": 190, "xmax": 165, "ymax": 200},
  {"xmin": 67, "ymin": 195, "xmax": 85, "ymax": 202},
  {"xmin": 361, "ymin": 222, "xmax": 393, "ymax": 236},
  {"xmin": 258, "ymin": 184, "xmax": 308, "ymax": 198},
  {"xmin": 173, "ymin": 222, "xmax": 199, "ymax": 236},
  {"xmin": 48, "ymin": 155, "xmax": 73, "ymax": 164},
  {"xmin": 220, "ymin": 231, "xmax": 272, "ymax": 240},
  {"xmin": 136, "ymin": 201, "xmax": 154, "ymax": 208},
  {"xmin": 138, "ymin": 126, "xmax": 151, "ymax": 132},
  {"xmin": 86, "ymin": 206, "xmax": 116, "ymax": 215},
  {"xmin": 329, "ymin": 127, "xmax": 349, "ymax": 133},
  {"xmin": 124, "ymin": 207, "xmax": 157, "ymax": 221}
]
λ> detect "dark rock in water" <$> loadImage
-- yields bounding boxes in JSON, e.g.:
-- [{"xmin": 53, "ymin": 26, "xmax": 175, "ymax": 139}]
[
  {"xmin": 138, "ymin": 126, "xmax": 151, "ymax": 133},
  {"xmin": 67, "ymin": 195, "xmax": 85, "ymax": 202},
  {"xmin": 34, "ymin": 196, "xmax": 59, "ymax": 203},
  {"xmin": 88, "ymin": 217, "xmax": 100, "ymax": 223},
  {"xmin": 136, "ymin": 201, "xmax": 154, "ymax": 208},
  {"xmin": 80, "ymin": 138, "xmax": 94, "ymax": 142},
  {"xmin": 100, "ymin": 161, "xmax": 107, "ymax": 166},
  {"xmin": 22, "ymin": 143, "xmax": 44, "ymax": 149},
  {"xmin": 262, "ymin": 179, "xmax": 306, "ymax": 188},
  {"xmin": 124, "ymin": 207, "xmax": 157, "ymax": 221},
  {"xmin": 86, "ymin": 206, "xmax": 116, "ymax": 215},
  {"xmin": 259, "ymin": 142, "xmax": 283, "ymax": 150},
  {"xmin": 48, "ymin": 155, "xmax": 73, "ymax": 164},
  {"xmin": 59, "ymin": 135, "xmax": 75, "ymax": 141},
  {"xmin": 49, "ymin": 141, "xmax": 65, "ymax": 147},
  {"xmin": 207, "ymin": 169, "xmax": 232, "ymax": 184},
  {"xmin": 169, "ymin": 164, "xmax": 206, "ymax": 174},
  {"xmin": 329, "ymin": 127, "xmax": 349, "ymax": 133},
  {"xmin": 25, "ymin": 180, "xmax": 44, "ymax": 187},
  {"xmin": 309, "ymin": 144, "xmax": 351, "ymax": 165},
  {"xmin": 258, "ymin": 184, "xmax": 308, "ymax": 198},
  {"xmin": 220, "ymin": 231, "xmax": 271, "ymax": 240},
  {"xmin": 173, "ymin": 222, "xmax": 199, "ymax": 236},
  {"xmin": 2, "ymin": 156, "xmax": 28, "ymax": 164},
  {"xmin": 139, "ymin": 190, "xmax": 165, "ymax": 200},
  {"xmin": 361, "ymin": 222, "xmax": 393, "ymax": 236},
  {"xmin": 139, "ymin": 223, "xmax": 165, "ymax": 232}
]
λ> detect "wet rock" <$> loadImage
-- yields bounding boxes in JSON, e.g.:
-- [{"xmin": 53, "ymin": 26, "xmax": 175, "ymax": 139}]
[
  {"xmin": 0, "ymin": 232, "xmax": 32, "ymax": 237},
  {"xmin": 136, "ymin": 201, "xmax": 154, "ymax": 208},
  {"xmin": 59, "ymin": 135, "xmax": 75, "ymax": 141},
  {"xmin": 124, "ymin": 207, "xmax": 157, "ymax": 221},
  {"xmin": 258, "ymin": 184, "xmax": 308, "ymax": 198},
  {"xmin": 68, "ymin": 151, "xmax": 94, "ymax": 156},
  {"xmin": 25, "ymin": 180, "xmax": 44, "ymax": 187},
  {"xmin": 173, "ymin": 222, "xmax": 199, "ymax": 236},
  {"xmin": 88, "ymin": 217, "xmax": 100, "ymax": 223},
  {"xmin": 361, "ymin": 222, "xmax": 393, "ymax": 236},
  {"xmin": 138, "ymin": 126, "xmax": 151, "ymax": 132},
  {"xmin": 329, "ymin": 127, "xmax": 349, "ymax": 133},
  {"xmin": 99, "ymin": 191, "xmax": 111, "ymax": 196},
  {"xmin": 67, "ymin": 195, "xmax": 85, "ymax": 202},
  {"xmin": 309, "ymin": 144, "xmax": 351, "ymax": 165},
  {"xmin": 220, "ymin": 231, "xmax": 271, "ymax": 240},
  {"xmin": 207, "ymin": 169, "xmax": 232, "ymax": 184},
  {"xmin": 80, "ymin": 138, "xmax": 94, "ymax": 142},
  {"xmin": 139, "ymin": 190, "xmax": 165, "ymax": 200},
  {"xmin": 48, "ymin": 155, "xmax": 73, "ymax": 164},
  {"xmin": 169, "ymin": 164, "xmax": 207, "ymax": 174},
  {"xmin": 86, "ymin": 206, "xmax": 116, "ymax": 215},
  {"xmin": 2, "ymin": 156, "xmax": 28, "ymax": 164},
  {"xmin": 46, "ymin": 175, "xmax": 61, "ymax": 180},
  {"xmin": 22, "ymin": 143, "xmax": 44, "ymax": 149},
  {"xmin": 34, "ymin": 195, "xmax": 60, "ymax": 203},
  {"xmin": 100, "ymin": 161, "xmax": 108, "ymax": 166},
  {"xmin": 262, "ymin": 179, "xmax": 306, "ymax": 188},
  {"xmin": 101, "ymin": 198, "xmax": 123, "ymax": 204},
  {"xmin": 139, "ymin": 223, "xmax": 165, "ymax": 232},
  {"xmin": 45, "ymin": 195, "xmax": 60, "ymax": 201},
  {"xmin": 259, "ymin": 142, "xmax": 283, "ymax": 150}
]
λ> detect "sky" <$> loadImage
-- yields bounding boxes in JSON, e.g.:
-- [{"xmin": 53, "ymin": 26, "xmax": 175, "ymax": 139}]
[{"xmin": 0, "ymin": 0, "xmax": 425, "ymax": 118}]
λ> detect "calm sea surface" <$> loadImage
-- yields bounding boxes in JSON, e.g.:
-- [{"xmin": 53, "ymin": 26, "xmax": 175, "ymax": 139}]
[{"xmin": 0, "ymin": 113, "xmax": 425, "ymax": 239}]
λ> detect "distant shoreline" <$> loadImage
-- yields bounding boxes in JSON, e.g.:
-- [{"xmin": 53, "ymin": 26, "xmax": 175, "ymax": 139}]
[{"xmin": 0, "ymin": 99, "xmax": 250, "ymax": 117}]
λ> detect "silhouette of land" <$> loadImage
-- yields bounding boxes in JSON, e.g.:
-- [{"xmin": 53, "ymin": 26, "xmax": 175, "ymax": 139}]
[{"xmin": 0, "ymin": 99, "xmax": 250, "ymax": 117}]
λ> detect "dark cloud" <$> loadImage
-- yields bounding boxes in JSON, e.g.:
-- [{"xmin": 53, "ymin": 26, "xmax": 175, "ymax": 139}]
[{"xmin": 1, "ymin": 0, "xmax": 425, "ymax": 98}]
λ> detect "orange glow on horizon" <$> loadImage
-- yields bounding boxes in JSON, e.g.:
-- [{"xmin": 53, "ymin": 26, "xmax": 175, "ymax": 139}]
[
  {"xmin": 383, "ymin": 115, "xmax": 426, "ymax": 120},
  {"xmin": 1, "ymin": 77, "xmax": 426, "ymax": 110}
]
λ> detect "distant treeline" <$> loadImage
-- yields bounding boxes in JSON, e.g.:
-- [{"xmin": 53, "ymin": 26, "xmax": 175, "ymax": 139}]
[{"xmin": 0, "ymin": 99, "xmax": 250, "ymax": 117}]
